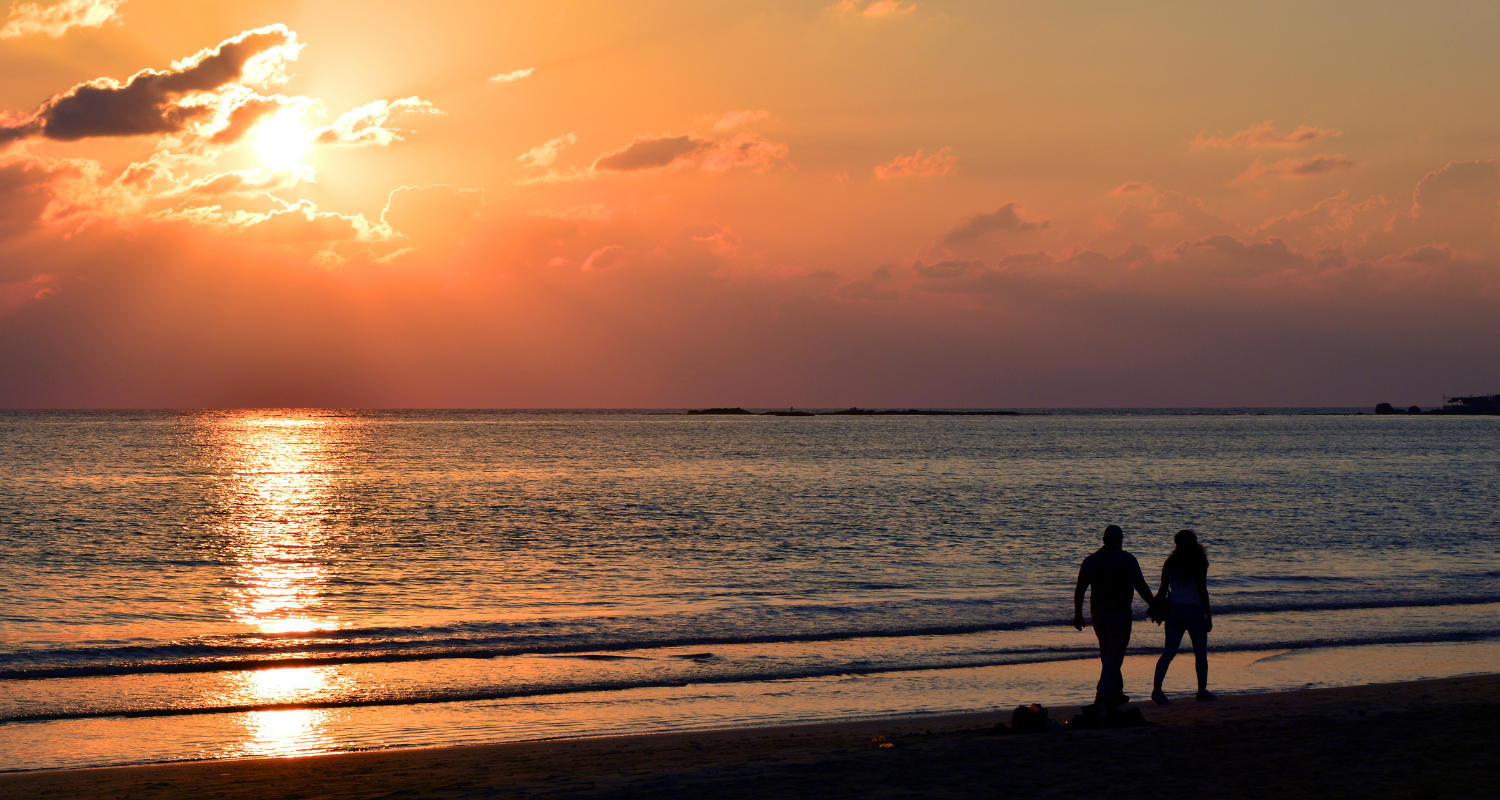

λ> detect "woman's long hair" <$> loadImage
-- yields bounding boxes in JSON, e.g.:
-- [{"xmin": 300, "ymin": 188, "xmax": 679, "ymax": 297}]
[{"xmin": 1164, "ymin": 529, "xmax": 1208, "ymax": 581}]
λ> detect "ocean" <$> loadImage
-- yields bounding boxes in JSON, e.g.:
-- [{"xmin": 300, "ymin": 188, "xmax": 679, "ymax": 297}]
[{"xmin": 2, "ymin": 410, "xmax": 1497, "ymax": 771}]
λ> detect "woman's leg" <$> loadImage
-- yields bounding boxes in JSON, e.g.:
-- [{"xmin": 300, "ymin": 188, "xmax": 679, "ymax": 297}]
[
  {"xmin": 1153, "ymin": 621, "xmax": 1187, "ymax": 689},
  {"xmin": 1186, "ymin": 620, "xmax": 1209, "ymax": 691}
]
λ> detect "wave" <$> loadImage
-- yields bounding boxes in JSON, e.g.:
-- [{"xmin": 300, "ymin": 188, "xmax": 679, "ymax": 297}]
[
  {"xmin": 5, "ymin": 591, "xmax": 1500, "ymax": 682},
  {"xmin": 6, "ymin": 629, "xmax": 1497, "ymax": 724}
]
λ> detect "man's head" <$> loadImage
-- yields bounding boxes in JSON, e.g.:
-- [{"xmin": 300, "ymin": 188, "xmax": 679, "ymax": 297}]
[{"xmin": 1102, "ymin": 525, "xmax": 1123, "ymax": 547}]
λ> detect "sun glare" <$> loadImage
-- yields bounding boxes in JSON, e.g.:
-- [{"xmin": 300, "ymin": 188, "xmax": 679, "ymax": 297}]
[{"xmin": 253, "ymin": 114, "xmax": 310, "ymax": 169}]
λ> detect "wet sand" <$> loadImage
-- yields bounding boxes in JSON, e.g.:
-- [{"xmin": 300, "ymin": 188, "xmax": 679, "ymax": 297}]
[{"xmin": 4, "ymin": 674, "xmax": 1496, "ymax": 799}]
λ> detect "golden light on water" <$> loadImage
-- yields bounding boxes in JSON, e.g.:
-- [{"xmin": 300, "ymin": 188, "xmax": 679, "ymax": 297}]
[
  {"xmin": 239, "ymin": 667, "xmax": 335, "ymax": 757},
  {"xmin": 213, "ymin": 412, "xmax": 346, "ymax": 635},
  {"xmin": 208, "ymin": 412, "xmax": 356, "ymax": 757}
]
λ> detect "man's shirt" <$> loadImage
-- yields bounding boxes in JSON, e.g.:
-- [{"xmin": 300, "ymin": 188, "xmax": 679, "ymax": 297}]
[{"xmin": 1078, "ymin": 546, "xmax": 1148, "ymax": 613}]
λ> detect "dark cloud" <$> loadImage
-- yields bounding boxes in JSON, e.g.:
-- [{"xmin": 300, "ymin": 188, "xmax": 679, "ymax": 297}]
[
  {"xmin": 943, "ymin": 203, "xmax": 1048, "ymax": 244},
  {"xmin": 593, "ymin": 134, "xmax": 710, "ymax": 171},
  {"xmin": 0, "ymin": 25, "xmax": 295, "ymax": 146}
]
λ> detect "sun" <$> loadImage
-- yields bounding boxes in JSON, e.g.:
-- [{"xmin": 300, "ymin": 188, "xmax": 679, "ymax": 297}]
[{"xmin": 253, "ymin": 113, "xmax": 310, "ymax": 169}]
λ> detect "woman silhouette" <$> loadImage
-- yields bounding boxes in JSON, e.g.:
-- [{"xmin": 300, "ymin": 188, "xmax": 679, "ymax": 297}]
[{"xmin": 1151, "ymin": 530, "xmax": 1214, "ymax": 704}]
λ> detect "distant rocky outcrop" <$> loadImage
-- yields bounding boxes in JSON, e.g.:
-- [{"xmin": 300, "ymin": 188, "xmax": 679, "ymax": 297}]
[{"xmin": 1375, "ymin": 395, "xmax": 1499, "ymax": 415}]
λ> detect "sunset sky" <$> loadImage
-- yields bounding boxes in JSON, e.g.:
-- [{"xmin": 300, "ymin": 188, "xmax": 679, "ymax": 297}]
[{"xmin": 2, "ymin": 1, "xmax": 1497, "ymax": 408}]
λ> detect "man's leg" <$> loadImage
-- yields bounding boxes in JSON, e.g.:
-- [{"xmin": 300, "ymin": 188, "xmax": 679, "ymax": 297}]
[{"xmin": 1093, "ymin": 609, "xmax": 1132, "ymax": 702}]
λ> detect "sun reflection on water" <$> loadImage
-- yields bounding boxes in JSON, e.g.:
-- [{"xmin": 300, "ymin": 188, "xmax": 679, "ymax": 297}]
[
  {"xmin": 237, "ymin": 667, "xmax": 337, "ymax": 757},
  {"xmin": 213, "ymin": 412, "xmax": 347, "ymax": 634},
  {"xmin": 207, "ymin": 412, "xmax": 356, "ymax": 757}
]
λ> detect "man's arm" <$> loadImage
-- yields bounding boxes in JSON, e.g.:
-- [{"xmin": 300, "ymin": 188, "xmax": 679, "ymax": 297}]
[
  {"xmin": 1131, "ymin": 559, "xmax": 1154, "ymax": 606},
  {"xmin": 1073, "ymin": 570, "xmax": 1088, "ymax": 631}
]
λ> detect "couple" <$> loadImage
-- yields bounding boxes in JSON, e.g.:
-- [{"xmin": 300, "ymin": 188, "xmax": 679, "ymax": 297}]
[{"xmin": 1072, "ymin": 525, "xmax": 1212, "ymax": 706}]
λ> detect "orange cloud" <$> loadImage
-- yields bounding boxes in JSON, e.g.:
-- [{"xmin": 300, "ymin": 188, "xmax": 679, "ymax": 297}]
[
  {"xmin": 710, "ymin": 110, "xmax": 771, "ymax": 132},
  {"xmin": 1113, "ymin": 181, "xmax": 1152, "ymax": 195},
  {"xmin": 310, "ymin": 97, "xmax": 441, "ymax": 148},
  {"xmin": 831, "ymin": 0, "xmax": 917, "ymax": 18},
  {"xmin": 699, "ymin": 133, "xmax": 787, "ymax": 173},
  {"xmin": 874, "ymin": 147, "xmax": 955, "ymax": 179},
  {"xmin": 593, "ymin": 132, "xmax": 787, "ymax": 174},
  {"xmin": 155, "ymin": 166, "xmax": 315, "ymax": 201},
  {"xmin": 488, "ymin": 67, "xmax": 534, "ymax": 83},
  {"xmin": 0, "ymin": 0, "xmax": 122, "ymax": 39},
  {"xmin": 1234, "ymin": 154, "xmax": 1358, "ymax": 182},
  {"xmin": 518, "ymin": 133, "xmax": 577, "ymax": 169},
  {"xmin": 1192, "ymin": 121, "xmax": 1342, "ymax": 149}
]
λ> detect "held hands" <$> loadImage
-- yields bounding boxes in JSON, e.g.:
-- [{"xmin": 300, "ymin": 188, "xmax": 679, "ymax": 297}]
[
  {"xmin": 1146, "ymin": 596, "xmax": 1168, "ymax": 625},
  {"xmin": 1073, "ymin": 611, "xmax": 1085, "ymax": 631}
]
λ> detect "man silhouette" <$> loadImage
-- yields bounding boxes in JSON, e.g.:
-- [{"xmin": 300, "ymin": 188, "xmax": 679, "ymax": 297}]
[{"xmin": 1073, "ymin": 524, "xmax": 1155, "ymax": 705}]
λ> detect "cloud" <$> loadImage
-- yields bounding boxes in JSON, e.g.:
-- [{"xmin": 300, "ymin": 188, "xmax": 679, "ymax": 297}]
[
  {"xmin": 580, "ymin": 244, "xmax": 626, "ymax": 270},
  {"xmin": 699, "ymin": 133, "xmax": 787, "ymax": 173},
  {"xmin": 0, "ymin": 157, "xmax": 74, "ymax": 240},
  {"xmin": 710, "ymin": 110, "xmax": 770, "ymax": 132},
  {"xmin": 593, "ymin": 134, "xmax": 710, "ymax": 172},
  {"xmin": 1366, "ymin": 160, "xmax": 1500, "ymax": 258},
  {"xmin": 1192, "ymin": 121, "xmax": 1342, "ymax": 149},
  {"xmin": 381, "ymin": 184, "xmax": 483, "ymax": 245},
  {"xmin": 874, "ymin": 147, "xmax": 955, "ymax": 179},
  {"xmin": 489, "ymin": 67, "xmax": 534, "ymax": 83},
  {"xmin": 1113, "ymin": 181, "xmax": 1152, "ymax": 195},
  {"xmin": 1250, "ymin": 190, "xmax": 1390, "ymax": 250},
  {"xmin": 591, "ymin": 131, "xmax": 787, "ymax": 174},
  {"xmin": 1411, "ymin": 160, "xmax": 1499, "ymax": 222},
  {"xmin": 943, "ymin": 203, "xmax": 1048, "ymax": 243},
  {"xmin": 912, "ymin": 258, "xmax": 982, "ymax": 279},
  {"xmin": 518, "ymin": 133, "xmax": 576, "ymax": 168},
  {"xmin": 1234, "ymin": 154, "xmax": 1358, "ymax": 182},
  {"xmin": 310, "ymin": 97, "xmax": 441, "ymax": 147},
  {"xmin": 0, "ymin": 25, "xmax": 301, "ymax": 147},
  {"xmin": 155, "ymin": 166, "xmax": 315, "ymax": 201},
  {"xmin": 205, "ymin": 94, "xmax": 291, "ymax": 145},
  {"xmin": 1169, "ymin": 235, "xmax": 1306, "ymax": 277},
  {"xmin": 1397, "ymin": 243, "xmax": 1456, "ymax": 264},
  {"xmin": 160, "ymin": 199, "xmax": 376, "ymax": 243},
  {"xmin": 0, "ymin": 0, "xmax": 123, "ymax": 39},
  {"xmin": 691, "ymin": 225, "xmax": 740, "ymax": 257},
  {"xmin": 830, "ymin": 0, "xmax": 917, "ymax": 18}
]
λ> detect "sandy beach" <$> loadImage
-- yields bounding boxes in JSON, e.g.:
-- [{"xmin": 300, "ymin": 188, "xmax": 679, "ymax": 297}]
[{"xmin": 4, "ymin": 674, "xmax": 1495, "ymax": 799}]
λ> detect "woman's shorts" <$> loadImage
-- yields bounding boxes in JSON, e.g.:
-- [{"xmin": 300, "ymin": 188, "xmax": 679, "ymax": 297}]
[{"xmin": 1167, "ymin": 602, "xmax": 1206, "ymax": 627}]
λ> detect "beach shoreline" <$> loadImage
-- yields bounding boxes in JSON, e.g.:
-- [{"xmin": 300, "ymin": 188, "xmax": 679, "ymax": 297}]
[{"xmin": 4, "ymin": 673, "xmax": 1496, "ymax": 798}]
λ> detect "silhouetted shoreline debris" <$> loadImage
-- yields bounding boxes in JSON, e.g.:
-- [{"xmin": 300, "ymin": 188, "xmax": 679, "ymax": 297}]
[
  {"xmin": 1375, "ymin": 394, "xmax": 1500, "ymax": 416},
  {"xmin": 685, "ymin": 406, "xmax": 1023, "ymax": 416}
]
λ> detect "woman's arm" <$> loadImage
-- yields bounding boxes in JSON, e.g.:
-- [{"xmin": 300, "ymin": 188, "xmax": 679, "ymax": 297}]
[{"xmin": 1199, "ymin": 577, "xmax": 1212, "ymax": 632}]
